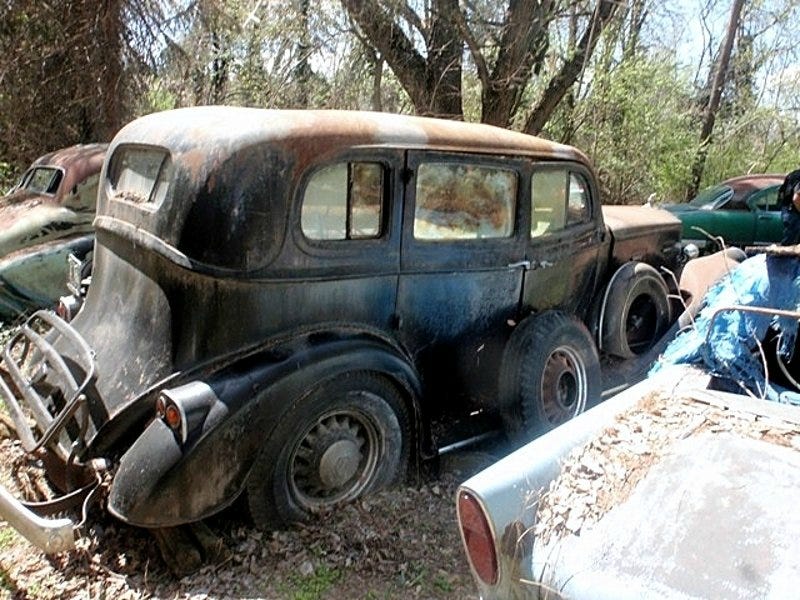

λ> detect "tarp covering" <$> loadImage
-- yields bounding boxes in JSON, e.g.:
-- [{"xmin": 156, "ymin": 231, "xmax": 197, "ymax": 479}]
[{"xmin": 652, "ymin": 254, "xmax": 800, "ymax": 403}]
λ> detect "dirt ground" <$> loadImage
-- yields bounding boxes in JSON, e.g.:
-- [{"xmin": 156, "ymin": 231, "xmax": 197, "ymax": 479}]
[{"xmin": 0, "ymin": 419, "xmax": 495, "ymax": 600}]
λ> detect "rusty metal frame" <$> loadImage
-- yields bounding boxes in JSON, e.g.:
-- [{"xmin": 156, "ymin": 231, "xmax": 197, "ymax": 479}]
[{"xmin": 1, "ymin": 310, "xmax": 96, "ymax": 457}]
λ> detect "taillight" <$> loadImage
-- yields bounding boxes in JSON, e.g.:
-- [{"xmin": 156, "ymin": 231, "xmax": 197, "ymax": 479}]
[
  {"xmin": 156, "ymin": 393, "xmax": 183, "ymax": 433},
  {"xmin": 458, "ymin": 490, "xmax": 498, "ymax": 585}
]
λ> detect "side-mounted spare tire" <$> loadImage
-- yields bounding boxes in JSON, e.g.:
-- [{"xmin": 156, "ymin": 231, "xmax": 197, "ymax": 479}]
[
  {"xmin": 500, "ymin": 311, "xmax": 601, "ymax": 445},
  {"xmin": 600, "ymin": 262, "xmax": 671, "ymax": 359},
  {"xmin": 246, "ymin": 371, "xmax": 411, "ymax": 529}
]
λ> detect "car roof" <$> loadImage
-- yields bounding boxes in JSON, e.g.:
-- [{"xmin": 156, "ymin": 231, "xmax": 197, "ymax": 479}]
[
  {"xmin": 31, "ymin": 143, "xmax": 108, "ymax": 169},
  {"xmin": 29, "ymin": 143, "xmax": 109, "ymax": 200},
  {"xmin": 112, "ymin": 107, "xmax": 589, "ymax": 166},
  {"xmin": 721, "ymin": 173, "xmax": 784, "ymax": 195}
]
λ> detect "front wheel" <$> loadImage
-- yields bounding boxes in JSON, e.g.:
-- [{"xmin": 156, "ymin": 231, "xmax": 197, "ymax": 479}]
[{"xmin": 247, "ymin": 372, "xmax": 411, "ymax": 528}]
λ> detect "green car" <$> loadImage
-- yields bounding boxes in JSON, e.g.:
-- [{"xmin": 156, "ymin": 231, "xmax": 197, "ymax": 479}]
[{"xmin": 664, "ymin": 174, "xmax": 785, "ymax": 252}]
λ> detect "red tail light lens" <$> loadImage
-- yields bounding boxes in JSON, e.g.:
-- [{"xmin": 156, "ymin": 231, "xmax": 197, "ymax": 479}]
[
  {"xmin": 458, "ymin": 490, "xmax": 498, "ymax": 585},
  {"xmin": 164, "ymin": 404, "xmax": 182, "ymax": 430}
]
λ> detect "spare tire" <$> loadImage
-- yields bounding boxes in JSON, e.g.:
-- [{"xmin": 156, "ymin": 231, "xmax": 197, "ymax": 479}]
[
  {"xmin": 500, "ymin": 311, "xmax": 601, "ymax": 445},
  {"xmin": 600, "ymin": 262, "xmax": 671, "ymax": 359}
]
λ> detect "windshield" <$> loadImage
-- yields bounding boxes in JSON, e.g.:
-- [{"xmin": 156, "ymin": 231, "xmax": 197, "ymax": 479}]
[
  {"xmin": 688, "ymin": 185, "xmax": 733, "ymax": 209},
  {"xmin": 19, "ymin": 167, "xmax": 63, "ymax": 195}
]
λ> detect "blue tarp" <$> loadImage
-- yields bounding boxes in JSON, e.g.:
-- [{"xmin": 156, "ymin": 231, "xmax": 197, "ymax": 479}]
[{"xmin": 652, "ymin": 254, "xmax": 800, "ymax": 403}]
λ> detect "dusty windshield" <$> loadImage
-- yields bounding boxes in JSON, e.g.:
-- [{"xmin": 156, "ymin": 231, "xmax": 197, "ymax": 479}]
[{"xmin": 20, "ymin": 167, "xmax": 63, "ymax": 194}]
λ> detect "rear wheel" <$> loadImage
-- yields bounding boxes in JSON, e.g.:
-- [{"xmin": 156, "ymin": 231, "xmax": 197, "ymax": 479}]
[
  {"xmin": 500, "ymin": 311, "xmax": 601, "ymax": 445},
  {"xmin": 247, "ymin": 371, "xmax": 411, "ymax": 528}
]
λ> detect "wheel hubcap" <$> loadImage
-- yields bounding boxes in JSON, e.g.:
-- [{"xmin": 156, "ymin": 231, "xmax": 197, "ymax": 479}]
[
  {"xmin": 319, "ymin": 440, "xmax": 361, "ymax": 488},
  {"xmin": 626, "ymin": 294, "xmax": 658, "ymax": 354},
  {"xmin": 289, "ymin": 403, "xmax": 381, "ymax": 511},
  {"xmin": 541, "ymin": 346, "xmax": 587, "ymax": 426}
]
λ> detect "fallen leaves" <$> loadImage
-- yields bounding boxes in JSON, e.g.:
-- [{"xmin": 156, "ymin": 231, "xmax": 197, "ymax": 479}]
[{"xmin": 531, "ymin": 390, "xmax": 800, "ymax": 546}]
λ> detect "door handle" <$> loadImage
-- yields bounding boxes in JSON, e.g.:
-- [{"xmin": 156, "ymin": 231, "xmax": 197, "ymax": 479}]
[{"xmin": 507, "ymin": 260, "xmax": 531, "ymax": 270}]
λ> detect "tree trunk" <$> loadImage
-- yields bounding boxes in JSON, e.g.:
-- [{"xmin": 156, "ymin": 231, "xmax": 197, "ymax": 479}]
[
  {"xmin": 341, "ymin": 0, "xmax": 463, "ymax": 118},
  {"xmin": 295, "ymin": 0, "xmax": 312, "ymax": 107},
  {"xmin": 687, "ymin": 0, "xmax": 746, "ymax": 199},
  {"xmin": 480, "ymin": 0, "xmax": 554, "ymax": 127},
  {"xmin": 523, "ymin": 0, "xmax": 621, "ymax": 135}
]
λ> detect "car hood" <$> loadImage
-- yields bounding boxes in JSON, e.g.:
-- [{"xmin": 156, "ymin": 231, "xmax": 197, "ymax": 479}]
[
  {"xmin": 0, "ymin": 190, "xmax": 93, "ymax": 256},
  {"xmin": 660, "ymin": 203, "xmax": 699, "ymax": 213},
  {"xmin": 601, "ymin": 205, "xmax": 681, "ymax": 240}
]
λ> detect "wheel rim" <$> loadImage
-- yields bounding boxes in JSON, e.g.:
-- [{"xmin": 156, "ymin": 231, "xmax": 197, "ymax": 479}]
[
  {"xmin": 626, "ymin": 294, "xmax": 659, "ymax": 354},
  {"xmin": 540, "ymin": 345, "xmax": 587, "ymax": 426},
  {"xmin": 289, "ymin": 395, "xmax": 382, "ymax": 512}
]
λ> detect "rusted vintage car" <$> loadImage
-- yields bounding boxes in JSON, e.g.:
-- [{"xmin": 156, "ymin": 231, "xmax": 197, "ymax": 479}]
[
  {"xmin": 0, "ymin": 107, "xmax": 688, "ymax": 556},
  {"xmin": 0, "ymin": 144, "xmax": 107, "ymax": 319}
]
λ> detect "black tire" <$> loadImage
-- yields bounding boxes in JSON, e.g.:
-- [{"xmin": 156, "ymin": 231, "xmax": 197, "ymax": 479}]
[
  {"xmin": 500, "ymin": 311, "xmax": 601, "ymax": 445},
  {"xmin": 601, "ymin": 262, "xmax": 671, "ymax": 359},
  {"xmin": 246, "ymin": 371, "xmax": 411, "ymax": 528}
]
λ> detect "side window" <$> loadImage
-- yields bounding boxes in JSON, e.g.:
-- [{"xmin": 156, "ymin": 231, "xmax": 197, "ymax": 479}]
[
  {"xmin": 568, "ymin": 172, "xmax": 591, "ymax": 225},
  {"xmin": 24, "ymin": 167, "xmax": 62, "ymax": 195},
  {"xmin": 531, "ymin": 170, "xmax": 567, "ymax": 237},
  {"xmin": 414, "ymin": 163, "xmax": 516, "ymax": 240},
  {"xmin": 301, "ymin": 162, "xmax": 383, "ymax": 240},
  {"xmin": 532, "ymin": 168, "xmax": 591, "ymax": 238},
  {"xmin": 751, "ymin": 187, "xmax": 779, "ymax": 212}
]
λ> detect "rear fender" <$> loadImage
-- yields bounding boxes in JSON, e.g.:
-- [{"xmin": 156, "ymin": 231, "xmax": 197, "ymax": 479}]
[{"xmin": 107, "ymin": 333, "xmax": 424, "ymax": 527}]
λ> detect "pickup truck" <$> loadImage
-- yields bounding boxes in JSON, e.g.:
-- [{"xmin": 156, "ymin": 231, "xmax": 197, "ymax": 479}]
[
  {"xmin": 0, "ymin": 107, "xmax": 691, "ymax": 564},
  {"xmin": 456, "ymin": 249, "xmax": 800, "ymax": 599}
]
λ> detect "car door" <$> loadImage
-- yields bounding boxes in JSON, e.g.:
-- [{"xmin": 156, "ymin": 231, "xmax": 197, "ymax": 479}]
[
  {"xmin": 748, "ymin": 185, "xmax": 782, "ymax": 245},
  {"xmin": 396, "ymin": 151, "xmax": 526, "ymax": 416},
  {"xmin": 522, "ymin": 163, "xmax": 603, "ymax": 319}
]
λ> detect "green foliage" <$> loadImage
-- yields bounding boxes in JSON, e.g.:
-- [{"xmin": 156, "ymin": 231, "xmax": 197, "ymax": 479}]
[
  {"xmin": 554, "ymin": 56, "xmax": 698, "ymax": 204},
  {"xmin": 701, "ymin": 105, "xmax": 800, "ymax": 185},
  {"xmin": 0, "ymin": 568, "xmax": 15, "ymax": 594},
  {"xmin": 283, "ymin": 564, "xmax": 341, "ymax": 600},
  {"xmin": 0, "ymin": 527, "xmax": 18, "ymax": 550},
  {"xmin": 0, "ymin": 162, "xmax": 17, "ymax": 193}
]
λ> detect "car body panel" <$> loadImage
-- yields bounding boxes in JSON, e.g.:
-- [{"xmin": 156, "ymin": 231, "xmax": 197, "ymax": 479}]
[
  {"xmin": 665, "ymin": 174, "xmax": 784, "ymax": 249},
  {"xmin": 458, "ymin": 366, "xmax": 800, "ymax": 599}
]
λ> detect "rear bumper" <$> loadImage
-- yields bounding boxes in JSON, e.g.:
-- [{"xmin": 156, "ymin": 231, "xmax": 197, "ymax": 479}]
[{"xmin": 0, "ymin": 486, "xmax": 74, "ymax": 553}]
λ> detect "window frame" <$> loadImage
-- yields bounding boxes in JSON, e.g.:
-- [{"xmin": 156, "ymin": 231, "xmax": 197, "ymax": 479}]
[
  {"xmin": 294, "ymin": 150, "xmax": 400, "ymax": 260},
  {"xmin": 300, "ymin": 161, "xmax": 386, "ymax": 242},
  {"xmin": 529, "ymin": 162, "xmax": 596, "ymax": 243},
  {"xmin": 401, "ymin": 151, "xmax": 526, "ymax": 272}
]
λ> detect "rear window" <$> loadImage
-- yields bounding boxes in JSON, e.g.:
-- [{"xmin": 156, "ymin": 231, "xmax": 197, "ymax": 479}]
[{"xmin": 108, "ymin": 146, "xmax": 171, "ymax": 207}]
